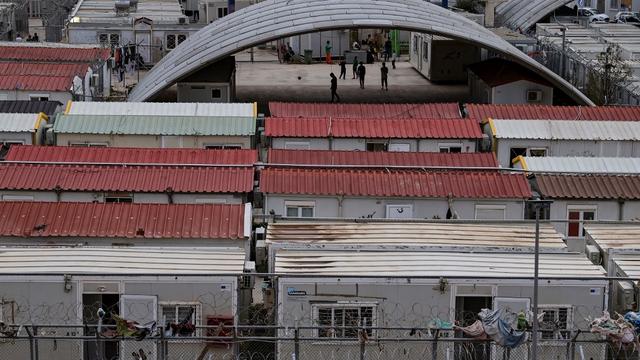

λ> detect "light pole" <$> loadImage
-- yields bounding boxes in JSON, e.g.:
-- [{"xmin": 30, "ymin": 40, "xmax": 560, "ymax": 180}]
[{"xmin": 529, "ymin": 198, "xmax": 553, "ymax": 360}]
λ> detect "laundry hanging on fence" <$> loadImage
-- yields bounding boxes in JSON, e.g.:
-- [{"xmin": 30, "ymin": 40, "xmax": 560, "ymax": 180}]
[
  {"xmin": 455, "ymin": 320, "xmax": 488, "ymax": 340},
  {"xmin": 478, "ymin": 309, "xmax": 526, "ymax": 349},
  {"xmin": 112, "ymin": 314, "xmax": 156, "ymax": 341}
]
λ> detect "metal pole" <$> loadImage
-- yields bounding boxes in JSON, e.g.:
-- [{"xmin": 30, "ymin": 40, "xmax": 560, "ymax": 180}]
[
  {"xmin": 531, "ymin": 206, "xmax": 540, "ymax": 360},
  {"xmin": 294, "ymin": 327, "xmax": 300, "ymax": 360},
  {"xmin": 561, "ymin": 27, "xmax": 567, "ymax": 78}
]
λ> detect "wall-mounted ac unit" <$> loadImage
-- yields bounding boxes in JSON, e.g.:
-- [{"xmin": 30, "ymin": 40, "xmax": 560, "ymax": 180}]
[
  {"xmin": 178, "ymin": 17, "xmax": 187, "ymax": 24},
  {"xmin": 618, "ymin": 281, "xmax": 635, "ymax": 308},
  {"xmin": 526, "ymin": 89, "xmax": 543, "ymax": 103},
  {"xmin": 585, "ymin": 245, "xmax": 601, "ymax": 265}
]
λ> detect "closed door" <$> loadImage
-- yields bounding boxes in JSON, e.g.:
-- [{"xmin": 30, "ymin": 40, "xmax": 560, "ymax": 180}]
[{"xmin": 136, "ymin": 32, "xmax": 152, "ymax": 64}]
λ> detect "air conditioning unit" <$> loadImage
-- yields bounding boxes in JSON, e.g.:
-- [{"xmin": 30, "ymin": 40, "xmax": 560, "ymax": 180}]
[
  {"xmin": 114, "ymin": 0, "xmax": 130, "ymax": 16},
  {"xmin": 527, "ymin": 90, "xmax": 543, "ymax": 103},
  {"xmin": 178, "ymin": 17, "xmax": 187, "ymax": 24},
  {"xmin": 585, "ymin": 245, "xmax": 602, "ymax": 265},
  {"xmin": 617, "ymin": 281, "xmax": 636, "ymax": 308}
]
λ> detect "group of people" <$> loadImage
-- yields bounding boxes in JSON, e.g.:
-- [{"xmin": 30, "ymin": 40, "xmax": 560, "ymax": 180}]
[
  {"xmin": 330, "ymin": 57, "xmax": 390, "ymax": 103},
  {"xmin": 14, "ymin": 33, "xmax": 39, "ymax": 42},
  {"xmin": 278, "ymin": 42, "xmax": 296, "ymax": 63}
]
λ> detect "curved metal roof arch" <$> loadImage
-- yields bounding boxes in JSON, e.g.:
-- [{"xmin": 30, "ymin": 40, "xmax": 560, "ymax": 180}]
[
  {"xmin": 496, "ymin": 0, "xmax": 572, "ymax": 31},
  {"xmin": 128, "ymin": 0, "xmax": 593, "ymax": 105}
]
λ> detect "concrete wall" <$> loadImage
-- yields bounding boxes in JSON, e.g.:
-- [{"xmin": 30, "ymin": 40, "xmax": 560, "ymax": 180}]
[
  {"xmin": 0, "ymin": 89, "xmax": 72, "ymax": 103},
  {"xmin": 55, "ymin": 133, "xmax": 252, "ymax": 149},
  {"xmin": 265, "ymin": 194, "xmax": 525, "ymax": 220},
  {"xmin": 277, "ymin": 278, "xmax": 606, "ymax": 360},
  {"xmin": 177, "ymin": 82, "xmax": 231, "ymax": 103},
  {"xmin": 0, "ymin": 276, "xmax": 237, "ymax": 360},
  {"xmin": 0, "ymin": 191, "xmax": 243, "ymax": 204},
  {"xmin": 492, "ymin": 138, "xmax": 640, "ymax": 168},
  {"xmin": 0, "ymin": 132, "xmax": 33, "ymax": 145},
  {"xmin": 271, "ymin": 137, "xmax": 477, "ymax": 152}
]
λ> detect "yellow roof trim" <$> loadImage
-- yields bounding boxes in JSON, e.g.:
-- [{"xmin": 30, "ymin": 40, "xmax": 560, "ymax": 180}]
[
  {"xmin": 34, "ymin": 112, "xmax": 48, "ymax": 130},
  {"xmin": 253, "ymin": 102, "xmax": 258, "ymax": 119},
  {"xmin": 513, "ymin": 155, "xmax": 527, "ymax": 169},
  {"xmin": 64, "ymin": 100, "xmax": 72, "ymax": 114}
]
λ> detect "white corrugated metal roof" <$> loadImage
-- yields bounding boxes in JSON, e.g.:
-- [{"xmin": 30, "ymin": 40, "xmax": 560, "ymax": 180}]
[
  {"xmin": 519, "ymin": 157, "xmax": 640, "ymax": 174},
  {"xmin": 70, "ymin": 0, "xmax": 186, "ymax": 24},
  {"xmin": 492, "ymin": 119, "xmax": 640, "ymax": 140},
  {"xmin": 585, "ymin": 225, "xmax": 640, "ymax": 250},
  {"xmin": 67, "ymin": 102, "xmax": 255, "ymax": 118},
  {"xmin": 274, "ymin": 250, "xmax": 605, "ymax": 278},
  {"xmin": 612, "ymin": 255, "xmax": 640, "ymax": 278},
  {"xmin": 0, "ymin": 113, "xmax": 39, "ymax": 133},
  {"xmin": 0, "ymin": 247, "xmax": 245, "ymax": 274},
  {"xmin": 266, "ymin": 222, "xmax": 566, "ymax": 250}
]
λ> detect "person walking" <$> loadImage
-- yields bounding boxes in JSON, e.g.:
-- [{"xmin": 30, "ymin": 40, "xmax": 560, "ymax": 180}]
[
  {"xmin": 384, "ymin": 38, "xmax": 392, "ymax": 62},
  {"xmin": 352, "ymin": 57, "xmax": 359, "ymax": 79},
  {"xmin": 325, "ymin": 40, "xmax": 333, "ymax": 64},
  {"xmin": 330, "ymin": 73, "xmax": 340, "ymax": 103},
  {"xmin": 339, "ymin": 59, "xmax": 347, "ymax": 80},
  {"xmin": 357, "ymin": 62, "xmax": 366, "ymax": 89},
  {"xmin": 380, "ymin": 62, "xmax": 389, "ymax": 91}
]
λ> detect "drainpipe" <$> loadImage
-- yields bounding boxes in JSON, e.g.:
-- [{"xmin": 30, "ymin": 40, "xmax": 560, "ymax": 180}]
[
  {"xmin": 618, "ymin": 198, "xmax": 625, "ymax": 221},
  {"xmin": 54, "ymin": 185, "xmax": 62, "ymax": 202},
  {"xmin": 337, "ymin": 194, "xmax": 344, "ymax": 217},
  {"xmin": 165, "ymin": 186, "xmax": 174, "ymax": 204}
]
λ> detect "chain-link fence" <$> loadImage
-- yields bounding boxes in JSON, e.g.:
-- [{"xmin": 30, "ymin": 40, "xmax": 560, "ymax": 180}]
[{"xmin": 0, "ymin": 325, "xmax": 633, "ymax": 360}]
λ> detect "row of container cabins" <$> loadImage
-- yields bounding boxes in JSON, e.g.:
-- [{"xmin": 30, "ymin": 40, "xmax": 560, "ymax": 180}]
[{"xmin": 0, "ymin": 101, "xmax": 638, "ymax": 358}]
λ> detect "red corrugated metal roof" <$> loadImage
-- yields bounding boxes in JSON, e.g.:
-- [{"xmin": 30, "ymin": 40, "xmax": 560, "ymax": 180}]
[
  {"xmin": 536, "ymin": 174, "xmax": 640, "ymax": 200},
  {"xmin": 0, "ymin": 163, "xmax": 254, "ymax": 193},
  {"xmin": 0, "ymin": 75, "xmax": 73, "ymax": 91},
  {"xmin": 261, "ymin": 168, "xmax": 531, "ymax": 198},
  {"xmin": 265, "ymin": 117, "xmax": 482, "ymax": 138},
  {"xmin": 269, "ymin": 102, "xmax": 462, "ymax": 118},
  {"xmin": 268, "ymin": 149, "xmax": 498, "ymax": 167},
  {"xmin": 467, "ymin": 104, "xmax": 640, "ymax": 122},
  {"xmin": 0, "ymin": 202, "xmax": 245, "ymax": 239},
  {"xmin": 0, "ymin": 46, "xmax": 111, "ymax": 62},
  {"xmin": 5, "ymin": 146, "xmax": 258, "ymax": 165},
  {"xmin": 0, "ymin": 62, "xmax": 89, "ymax": 77}
]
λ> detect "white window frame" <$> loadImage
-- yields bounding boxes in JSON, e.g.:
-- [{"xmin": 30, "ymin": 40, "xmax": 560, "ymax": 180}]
[
  {"xmin": 474, "ymin": 205, "xmax": 507, "ymax": 220},
  {"xmin": 526, "ymin": 89, "xmax": 544, "ymax": 103},
  {"xmin": 195, "ymin": 198, "xmax": 228, "ymax": 204},
  {"xmin": 365, "ymin": 140, "xmax": 389, "ymax": 152},
  {"xmin": 217, "ymin": 6, "xmax": 229, "ymax": 19},
  {"xmin": 312, "ymin": 302, "xmax": 377, "ymax": 339},
  {"xmin": 29, "ymin": 94, "xmax": 49, "ymax": 101},
  {"xmin": 386, "ymin": 204, "xmax": 414, "ymax": 219},
  {"xmin": 159, "ymin": 301, "xmax": 202, "ymax": 337},
  {"xmin": 165, "ymin": 33, "xmax": 188, "ymax": 51},
  {"xmin": 69, "ymin": 142, "xmax": 109, "ymax": 147},
  {"xmin": 438, "ymin": 143, "xmax": 464, "ymax": 153},
  {"xmin": 204, "ymin": 144, "xmax": 243, "ymax": 150},
  {"xmin": 527, "ymin": 148, "xmax": 548, "ymax": 157},
  {"xmin": 98, "ymin": 33, "xmax": 120, "ymax": 46},
  {"xmin": 538, "ymin": 305, "xmax": 573, "ymax": 341},
  {"xmin": 1, "ymin": 140, "xmax": 25, "ymax": 146},
  {"xmin": 104, "ymin": 193, "xmax": 133, "ymax": 203},
  {"xmin": 285, "ymin": 201, "xmax": 315, "ymax": 218},
  {"xmin": 284, "ymin": 141, "xmax": 310, "ymax": 150},
  {"xmin": 567, "ymin": 206, "xmax": 597, "ymax": 238},
  {"xmin": 2, "ymin": 195, "xmax": 34, "ymax": 202},
  {"xmin": 388, "ymin": 143, "xmax": 411, "ymax": 152}
]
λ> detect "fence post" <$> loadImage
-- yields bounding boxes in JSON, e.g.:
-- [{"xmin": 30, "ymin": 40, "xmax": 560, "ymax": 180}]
[
  {"xmin": 27, "ymin": 326, "xmax": 39, "ymax": 360},
  {"xmin": 432, "ymin": 329, "xmax": 439, "ymax": 360},
  {"xmin": 294, "ymin": 327, "xmax": 300, "ymax": 360},
  {"xmin": 158, "ymin": 325, "xmax": 166, "ymax": 360},
  {"xmin": 359, "ymin": 330, "xmax": 365, "ymax": 360}
]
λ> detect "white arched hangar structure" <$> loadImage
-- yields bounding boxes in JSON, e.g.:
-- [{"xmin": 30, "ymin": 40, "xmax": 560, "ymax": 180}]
[{"xmin": 128, "ymin": 0, "xmax": 594, "ymax": 106}]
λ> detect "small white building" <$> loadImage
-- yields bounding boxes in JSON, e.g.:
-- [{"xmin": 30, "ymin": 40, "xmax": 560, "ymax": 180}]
[
  {"xmin": 261, "ymin": 167, "xmax": 532, "ymax": 220},
  {"xmin": 177, "ymin": 57, "xmax": 236, "ymax": 103},
  {"xmin": 484, "ymin": 119, "xmax": 640, "ymax": 167},
  {"xmin": 265, "ymin": 117, "xmax": 482, "ymax": 153},
  {"xmin": 0, "ymin": 246, "xmax": 246, "ymax": 360},
  {"xmin": 52, "ymin": 103, "xmax": 256, "ymax": 149},
  {"xmin": 468, "ymin": 58, "xmax": 554, "ymax": 105},
  {"xmin": 410, "ymin": 33, "xmax": 481, "ymax": 82},
  {"xmin": 0, "ymin": 113, "xmax": 48, "ymax": 146},
  {"xmin": 585, "ymin": 224, "xmax": 640, "ymax": 312},
  {"xmin": 66, "ymin": 0, "xmax": 202, "ymax": 65},
  {"xmin": 0, "ymin": 3, "xmax": 16, "ymax": 41},
  {"xmin": 272, "ymin": 248, "xmax": 606, "ymax": 360}
]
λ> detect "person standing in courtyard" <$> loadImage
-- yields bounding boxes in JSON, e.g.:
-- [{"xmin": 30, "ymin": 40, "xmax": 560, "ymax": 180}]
[
  {"xmin": 380, "ymin": 62, "xmax": 389, "ymax": 91},
  {"xmin": 357, "ymin": 62, "xmax": 366, "ymax": 89},
  {"xmin": 325, "ymin": 40, "xmax": 333, "ymax": 64},
  {"xmin": 352, "ymin": 57, "xmax": 359, "ymax": 79},
  {"xmin": 330, "ymin": 73, "xmax": 340, "ymax": 103},
  {"xmin": 339, "ymin": 59, "xmax": 347, "ymax": 79}
]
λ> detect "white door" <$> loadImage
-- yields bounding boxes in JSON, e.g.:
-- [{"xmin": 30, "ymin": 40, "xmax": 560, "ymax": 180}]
[
  {"xmin": 120, "ymin": 295, "xmax": 158, "ymax": 360},
  {"xmin": 136, "ymin": 32, "xmax": 152, "ymax": 64}
]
